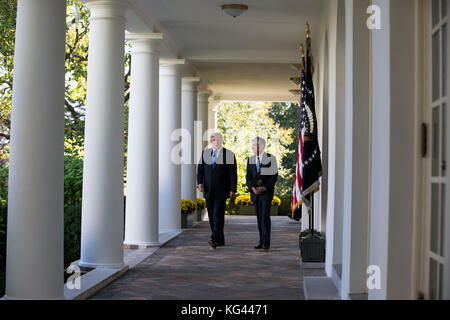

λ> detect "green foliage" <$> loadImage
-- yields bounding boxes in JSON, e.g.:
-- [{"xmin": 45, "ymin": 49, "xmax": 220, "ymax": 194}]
[
  {"xmin": 0, "ymin": 0, "xmax": 17, "ymax": 149},
  {"xmin": 277, "ymin": 194, "xmax": 294, "ymax": 216},
  {"xmin": 64, "ymin": 156, "xmax": 83, "ymax": 267},
  {"xmin": 64, "ymin": 202, "xmax": 81, "ymax": 269},
  {"xmin": 0, "ymin": 165, "xmax": 7, "ymax": 296},
  {"xmin": 225, "ymin": 196, "xmax": 239, "ymax": 216},
  {"xmin": 0, "ymin": 164, "xmax": 8, "ymax": 205},
  {"xmin": 268, "ymin": 102, "xmax": 300, "ymax": 195},
  {"xmin": 64, "ymin": 156, "xmax": 83, "ymax": 208}
]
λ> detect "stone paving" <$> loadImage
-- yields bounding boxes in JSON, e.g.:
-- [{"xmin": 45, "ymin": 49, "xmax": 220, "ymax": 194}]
[{"xmin": 91, "ymin": 215, "xmax": 326, "ymax": 300}]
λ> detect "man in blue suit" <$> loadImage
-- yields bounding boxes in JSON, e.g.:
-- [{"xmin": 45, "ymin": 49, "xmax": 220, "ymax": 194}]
[
  {"xmin": 246, "ymin": 137, "xmax": 278, "ymax": 250},
  {"xmin": 197, "ymin": 133, "xmax": 237, "ymax": 249}
]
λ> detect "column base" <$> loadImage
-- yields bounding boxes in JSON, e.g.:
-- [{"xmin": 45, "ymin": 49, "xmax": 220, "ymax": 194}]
[
  {"xmin": 78, "ymin": 261, "xmax": 126, "ymax": 270},
  {"xmin": 160, "ymin": 228, "xmax": 183, "ymax": 234},
  {"xmin": 123, "ymin": 241, "xmax": 160, "ymax": 249}
]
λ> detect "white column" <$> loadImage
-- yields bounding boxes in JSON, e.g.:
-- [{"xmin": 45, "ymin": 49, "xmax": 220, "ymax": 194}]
[
  {"xmin": 196, "ymin": 90, "xmax": 212, "ymax": 198},
  {"xmin": 124, "ymin": 34, "xmax": 162, "ymax": 248},
  {"xmin": 325, "ymin": 0, "xmax": 346, "ymax": 281},
  {"xmin": 79, "ymin": 0, "xmax": 128, "ymax": 269},
  {"xmin": 197, "ymin": 90, "xmax": 212, "ymax": 150},
  {"xmin": 181, "ymin": 77, "xmax": 200, "ymax": 202},
  {"xmin": 159, "ymin": 59, "xmax": 185, "ymax": 233},
  {"xmin": 214, "ymin": 108, "xmax": 218, "ymax": 131},
  {"xmin": 341, "ymin": 0, "xmax": 371, "ymax": 300},
  {"xmin": 208, "ymin": 105, "xmax": 217, "ymax": 132},
  {"xmin": 370, "ymin": 0, "xmax": 417, "ymax": 300},
  {"xmin": 4, "ymin": 0, "xmax": 66, "ymax": 300}
]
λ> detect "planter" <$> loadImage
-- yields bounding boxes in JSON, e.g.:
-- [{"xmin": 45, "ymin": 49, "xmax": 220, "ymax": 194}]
[
  {"xmin": 181, "ymin": 212, "xmax": 195, "ymax": 229},
  {"xmin": 196, "ymin": 208, "xmax": 205, "ymax": 222},
  {"xmin": 299, "ymin": 231, "xmax": 326, "ymax": 263},
  {"xmin": 237, "ymin": 205, "xmax": 278, "ymax": 216},
  {"xmin": 271, "ymin": 206, "xmax": 278, "ymax": 216}
]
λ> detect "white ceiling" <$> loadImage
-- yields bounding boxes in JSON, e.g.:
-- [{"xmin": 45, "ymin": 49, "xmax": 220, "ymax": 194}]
[{"xmin": 127, "ymin": 0, "xmax": 325, "ymax": 102}]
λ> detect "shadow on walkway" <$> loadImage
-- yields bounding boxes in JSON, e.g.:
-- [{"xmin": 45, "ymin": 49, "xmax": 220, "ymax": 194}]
[{"xmin": 91, "ymin": 215, "xmax": 325, "ymax": 300}]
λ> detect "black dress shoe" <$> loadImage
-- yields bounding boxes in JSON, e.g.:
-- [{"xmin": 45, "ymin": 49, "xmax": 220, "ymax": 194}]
[
  {"xmin": 263, "ymin": 245, "xmax": 270, "ymax": 250},
  {"xmin": 254, "ymin": 245, "xmax": 263, "ymax": 249},
  {"xmin": 208, "ymin": 240, "xmax": 217, "ymax": 249}
]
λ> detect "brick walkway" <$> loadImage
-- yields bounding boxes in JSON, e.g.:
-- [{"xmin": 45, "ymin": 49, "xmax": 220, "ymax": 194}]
[{"xmin": 91, "ymin": 215, "xmax": 325, "ymax": 300}]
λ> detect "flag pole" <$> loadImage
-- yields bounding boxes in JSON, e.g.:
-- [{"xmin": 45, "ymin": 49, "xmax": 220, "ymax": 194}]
[
  {"xmin": 306, "ymin": 21, "xmax": 314, "ymax": 235},
  {"xmin": 311, "ymin": 193, "xmax": 314, "ymax": 235},
  {"xmin": 299, "ymin": 21, "xmax": 325, "ymax": 263}
]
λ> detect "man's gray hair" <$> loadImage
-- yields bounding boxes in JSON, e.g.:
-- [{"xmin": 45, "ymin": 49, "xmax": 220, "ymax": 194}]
[
  {"xmin": 211, "ymin": 132, "xmax": 223, "ymax": 142},
  {"xmin": 252, "ymin": 136, "xmax": 266, "ymax": 147}
]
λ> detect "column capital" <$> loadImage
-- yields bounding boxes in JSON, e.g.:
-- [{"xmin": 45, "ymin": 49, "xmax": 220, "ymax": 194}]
[
  {"xmin": 197, "ymin": 89, "xmax": 213, "ymax": 98},
  {"xmin": 182, "ymin": 76, "xmax": 201, "ymax": 83},
  {"xmin": 160, "ymin": 59, "xmax": 185, "ymax": 76},
  {"xmin": 182, "ymin": 77, "xmax": 201, "ymax": 92},
  {"xmin": 126, "ymin": 33, "xmax": 163, "ymax": 54},
  {"xmin": 86, "ymin": 0, "xmax": 130, "ymax": 21}
]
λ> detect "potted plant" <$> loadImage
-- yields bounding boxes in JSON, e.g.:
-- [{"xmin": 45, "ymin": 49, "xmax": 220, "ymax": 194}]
[
  {"xmin": 234, "ymin": 195, "xmax": 281, "ymax": 216},
  {"xmin": 181, "ymin": 199, "xmax": 197, "ymax": 229},
  {"xmin": 271, "ymin": 196, "xmax": 281, "ymax": 216},
  {"xmin": 234, "ymin": 195, "xmax": 253, "ymax": 215},
  {"xmin": 196, "ymin": 198, "xmax": 206, "ymax": 222}
]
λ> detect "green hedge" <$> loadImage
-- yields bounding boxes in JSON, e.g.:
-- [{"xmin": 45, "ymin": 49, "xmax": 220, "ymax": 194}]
[
  {"xmin": 0, "ymin": 166, "xmax": 8, "ymax": 297},
  {"xmin": 63, "ymin": 156, "xmax": 84, "ymax": 269},
  {"xmin": 0, "ymin": 205, "xmax": 6, "ymax": 297},
  {"xmin": 278, "ymin": 194, "xmax": 293, "ymax": 216}
]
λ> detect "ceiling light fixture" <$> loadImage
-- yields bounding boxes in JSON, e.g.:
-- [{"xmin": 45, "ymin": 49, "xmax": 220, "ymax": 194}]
[{"xmin": 221, "ymin": 4, "xmax": 248, "ymax": 18}]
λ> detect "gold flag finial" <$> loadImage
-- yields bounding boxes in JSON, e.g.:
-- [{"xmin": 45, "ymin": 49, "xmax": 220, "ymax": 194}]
[
  {"xmin": 300, "ymin": 43, "xmax": 305, "ymax": 57},
  {"xmin": 306, "ymin": 21, "xmax": 311, "ymax": 38}
]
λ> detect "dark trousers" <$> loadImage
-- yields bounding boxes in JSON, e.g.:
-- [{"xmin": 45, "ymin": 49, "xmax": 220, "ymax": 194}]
[
  {"xmin": 254, "ymin": 196, "xmax": 272, "ymax": 247},
  {"xmin": 206, "ymin": 196, "xmax": 226, "ymax": 245}
]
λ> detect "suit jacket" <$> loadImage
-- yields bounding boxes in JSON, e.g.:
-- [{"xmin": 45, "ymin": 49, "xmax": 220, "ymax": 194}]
[
  {"xmin": 246, "ymin": 153, "xmax": 278, "ymax": 203},
  {"xmin": 197, "ymin": 148, "xmax": 237, "ymax": 199}
]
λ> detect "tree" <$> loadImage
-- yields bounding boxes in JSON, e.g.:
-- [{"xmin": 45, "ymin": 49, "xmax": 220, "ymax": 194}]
[
  {"xmin": 0, "ymin": 0, "xmax": 16, "ymax": 147},
  {"xmin": 268, "ymin": 102, "xmax": 300, "ymax": 195}
]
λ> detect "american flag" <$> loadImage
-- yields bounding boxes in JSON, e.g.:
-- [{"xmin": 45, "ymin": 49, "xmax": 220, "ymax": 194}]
[
  {"xmin": 291, "ymin": 46, "xmax": 322, "ymax": 218},
  {"xmin": 291, "ymin": 63, "xmax": 306, "ymax": 218}
]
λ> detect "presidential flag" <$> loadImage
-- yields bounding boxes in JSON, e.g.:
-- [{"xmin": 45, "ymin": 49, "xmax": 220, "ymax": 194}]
[{"xmin": 291, "ymin": 46, "xmax": 322, "ymax": 217}]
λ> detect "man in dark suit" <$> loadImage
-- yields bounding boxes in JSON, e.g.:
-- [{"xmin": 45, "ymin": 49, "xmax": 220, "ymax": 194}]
[
  {"xmin": 197, "ymin": 133, "xmax": 237, "ymax": 249},
  {"xmin": 246, "ymin": 137, "xmax": 278, "ymax": 250}
]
